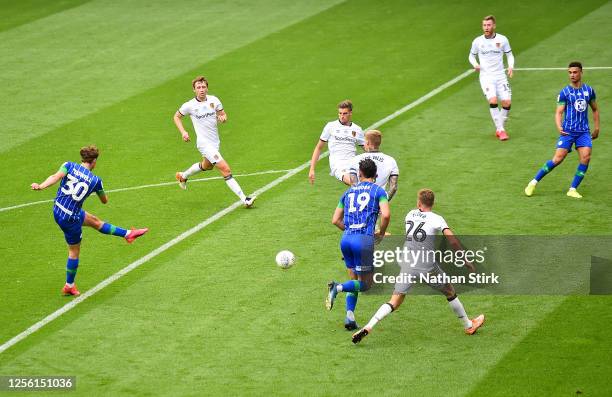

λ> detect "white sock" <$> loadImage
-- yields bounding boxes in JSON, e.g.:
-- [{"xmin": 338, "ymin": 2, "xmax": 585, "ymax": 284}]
[
  {"xmin": 336, "ymin": 284, "xmax": 343, "ymax": 292},
  {"xmin": 183, "ymin": 162, "xmax": 203, "ymax": 179},
  {"xmin": 530, "ymin": 179, "xmax": 538, "ymax": 185},
  {"xmin": 225, "ymin": 175, "xmax": 246, "ymax": 201},
  {"xmin": 346, "ymin": 311, "xmax": 355, "ymax": 321},
  {"xmin": 365, "ymin": 303, "xmax": 394, "ymax": 330},
  {"xmin": 489, "ymin": 107, "xmax": 502, "ymax": 130},
  {"xmin": 66, "ymin": 283, "xmax": 74, "ymax": 287},
  {"xmin": 500, "ymin": 107, "xmax": 510, "ymax": 130},
  {"xmin": 448, "ymin": 296, "xmax": 472, "ymax": 329}
]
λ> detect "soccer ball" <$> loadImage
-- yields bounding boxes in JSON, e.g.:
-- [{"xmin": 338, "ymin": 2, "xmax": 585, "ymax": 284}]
[{"xmin": 275, "ymin": 250, "xmax": 296, "ymax": 269}]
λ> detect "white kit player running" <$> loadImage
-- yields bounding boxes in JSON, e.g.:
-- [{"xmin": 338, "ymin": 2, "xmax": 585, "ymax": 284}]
[
  {"xmin": 309, "ymin": 100, "xmax": 364, "ymax": 186},
  {"xmin": 173, "ymin": 76, "xmax": 255, "ymax": 207},
  {"xmin": 349, "ymin": 130, "xmax": 399, "ymax": 201},
  {"xmin": 469, "ymin": 15, "xmax": 515, "ymax": 141},
  {"xmin": 352, "ymin": 189, "xmax": 485, "ymax": 344}
]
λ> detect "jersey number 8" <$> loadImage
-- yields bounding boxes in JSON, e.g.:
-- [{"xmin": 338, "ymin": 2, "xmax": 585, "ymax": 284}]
[{"xmin": 61, "ymin": 174, "xmax": 90, "ymax": 202}]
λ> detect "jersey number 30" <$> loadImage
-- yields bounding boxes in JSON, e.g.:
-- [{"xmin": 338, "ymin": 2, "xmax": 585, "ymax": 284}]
[
  {"xmin": 348, "ymin": 192, "xmax": 370, "ymax": 212},
  {"xmin": 61, "ymin": 174, "xmax": 89, "ymax": 201}
]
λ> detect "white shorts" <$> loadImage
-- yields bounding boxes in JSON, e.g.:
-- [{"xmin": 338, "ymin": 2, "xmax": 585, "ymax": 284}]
[
  {"xmin": 479, "ymin": 74, "xmax": 511, "ymax": 101},
  {"xmin": 197, "ymin": 145, "xmax": 224, "ymax": 164},
  {"xmin": 330, "ymin": 167, "xmax": 351, "ymax": 183},
  {"xmin": 393, "ymin": 263, "xmax": 448, "ymax": 295}
]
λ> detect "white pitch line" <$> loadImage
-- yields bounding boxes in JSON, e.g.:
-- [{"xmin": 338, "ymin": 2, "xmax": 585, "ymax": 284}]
[
  {"xmin": 0, "ymin": 68, "xmax": 474, "ymax": 355},
  {"xmin": 514, "ymin": 66, "xmax": 612, "ymax": 71},
  {"xmin": 0, "ymin": 169, "xmax": 291, "ymax": 213}
]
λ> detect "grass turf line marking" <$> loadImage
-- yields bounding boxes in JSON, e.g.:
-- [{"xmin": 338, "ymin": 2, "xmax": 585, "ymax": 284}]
[
  {"xmin": 0, "ymin": 68, "xmax": 474, "ymax": 355},
  {"xmin": 514, "ymin": 66, "xmax": 612, "ymax": 71},
  {"xmin": 0, "ymin": 169, "xmax": 292, "ymax": 213}
]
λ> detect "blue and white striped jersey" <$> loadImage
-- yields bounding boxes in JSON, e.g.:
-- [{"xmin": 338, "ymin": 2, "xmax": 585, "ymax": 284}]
[
  {"xmin": 338, "ymin": 181, "xmax": 388, "ymax": 236},
  {"xmin": 53, "ymin": 162, "xmax": 103, "ymax": 221},
  {"xmin": 558, "ymin": 84, "xmax": 596, "ymax": 134}
]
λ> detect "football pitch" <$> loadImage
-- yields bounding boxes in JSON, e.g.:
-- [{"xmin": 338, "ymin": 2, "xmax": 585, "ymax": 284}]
[{"xmin": 1, "ymin": 0, "xmax": 612, "ymax": 395}]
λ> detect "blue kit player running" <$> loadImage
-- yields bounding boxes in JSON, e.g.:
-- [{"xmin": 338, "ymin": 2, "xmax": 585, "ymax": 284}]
[
  {"xmin": 31, "ymin": 146, "xmax": 148, "ymax": 296},
  {"xmin": 326, "ymin": 158, "xmax": 391, "ymax": 330},
  {"xmin": 525, "ymin": 62, "xmax": 600, "ymax": 199}
]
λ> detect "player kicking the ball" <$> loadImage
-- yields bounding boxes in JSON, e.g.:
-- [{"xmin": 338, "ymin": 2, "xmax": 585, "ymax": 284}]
[
  {"xmin": 327, "ymin": 159, "xmax": 390, "ymax": 330},
  {"xmin": 352, "ymin": 189, "xmax": 484, "ymax": 344},
  {"xmin": 469, "ymin": 15, "xmax": 514, "ymax": 140},
  {"xmin": 31, "ymin": 146, "xmax": 148, "ymax": 296},
  {"xmin": 174, "ymin": 76, "xmax": 255, "ymax": 207},
  {"xmin": 309, "ymin": 100, "xmax": 364, "ymax": 186}
]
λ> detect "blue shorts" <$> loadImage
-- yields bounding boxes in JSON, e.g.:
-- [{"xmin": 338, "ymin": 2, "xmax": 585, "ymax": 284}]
[
  {"xmin": 556, "ymin": 132, "xmax": 592, "ymax": 151},
  {"xmin": 340, "ymin": 234, "xmax": 374, "ymax": 275},
  {"xmin": 54, "ymin": 209, "xmax": 85, "ymax": 245}
]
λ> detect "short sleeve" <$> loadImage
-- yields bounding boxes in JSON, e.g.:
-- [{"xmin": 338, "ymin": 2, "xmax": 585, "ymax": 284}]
[
  {"xmin": 349, "ymin": 155, "xmax": 359, "ymax": 175},
  {"xmin": 470, "ymin": 39, "xmax": 478, "ymax": 55},
  {"xmin": 390, "ymin": 158, "xmax": 399, "ymax": 176},
  {"xmin": 589, "ymin": 86, "xmax": 596, "ymax": 102},
  {"xmin": 59, "ymin": 162, "xmax": 70, "ymax": 174},
  {"xmin": 437, "ymin": 215, "xmax": 449, "ymax": 232},
  {"xmin": 93, "ymin": 178, "xmax": 104, "ymax": 193},
  {"xmin": 178, "ymin": 101, "xmax": 192, "ymax": 116},
  {"xmin": 355, "ymin": 127, "xmax": 365, "ymax": 146},
  {"xmin": 502, "ymin": 37, "xmax": 512, "ymax": 53},
  {"xmin": 377, "ymin": 187, "xmax": 389, "ymax": 203},
  {"xmin": 557, "ymin": 89, "xmax": 567, "ymax": 105},
  {"xmin": 215, "ymin": 97, "xmax": 224, "ymax": 111},
  {"xmin": 338, "ymin": 192, "xmax": 346, "ymax": 208},
  {"xmin": 319, "ymin": 123, "xmax": 331, "ymax": 142}
]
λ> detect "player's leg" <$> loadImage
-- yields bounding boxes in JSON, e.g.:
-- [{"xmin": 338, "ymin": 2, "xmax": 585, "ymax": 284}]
[
  {"xmin": 62, "ymin": 243, "xmax": 82, "ymax": 296},
  {"xmin": 83, "ymin": 211, "xmax": 148, "ymax": 243},
  {"xmin": 352, "ymin": 293, "xmax": 405, "ymax": 344},
  {"xmin": 525, "ymin": 146, "xmax": 569, "ymax": 196},
  {"xmin": 340, "ymin": 172, "xmax": 352, "ymax": 186},
  {"xmin": 497, "ymin": 77, "xmax": 512, "ymax": 139},
  {"xmin": 214, "ymin": 158, "xmax": 256, "ymax": 207},
  {"xmin": 344, "ymin": 268, "xmax": 359, "ymax": 330},
  {"xmin": 327, "ymin": 235, "xmax": 356, "ymax": 310},
  {"xmin": 439, "ymin": 283, "xmax": 484, "ymax": 335},
  {"xmin": 480, "ymin": 76, "xmax": 503, "ymax": 134},
  {"xmin": 567, "ymin": 137, "xmax": 592, "ymax": 198},
  {"xmin": 176, "ymin": 146, "xmax": 215, "ymax": 189}
]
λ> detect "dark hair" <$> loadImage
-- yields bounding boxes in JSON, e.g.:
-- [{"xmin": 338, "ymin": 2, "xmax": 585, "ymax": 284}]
[
  {"xmin": 80, "ymin": 145, "xmax": 99, "ymax": 163},
  {"xmin": 568, "ymin": 61, "xmax": 583, "ymax": 70},
  {"xmin": 359, "ymin": 158, "xmax": 377, "ymax": 179},
  {"xmin": 192, "ymin": 76, "xmax": 209, "ymax": 88}
]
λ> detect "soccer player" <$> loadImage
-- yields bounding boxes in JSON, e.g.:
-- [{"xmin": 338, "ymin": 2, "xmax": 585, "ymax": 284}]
[
  {"xmin": 31, "ymin": 146, "xmax": 148, "ymax": 296},
  {"xmin": 351, "ymin": 189, "xmax": 484, "ymax": 344},
  {"xmin": 326, "ymin": 159, "xmax": 390, "ymax": 330},
  {"xmin": 309, "ymin": 100, "xmax": 364, "ymax": 186},
  {"xmin": 469, "ymin": 15, "xmax": 514, "ymax": 141},
  {"xmin": 524, "ymin": 62, "xmax": 600, "ymax": 199},
  {"xmin": 348, "ymin": 130, "xmax": 399, "ymax": 200},
  {"xmin": 174, "ymin": 76, "xmax": 255, "ymax": 207}
]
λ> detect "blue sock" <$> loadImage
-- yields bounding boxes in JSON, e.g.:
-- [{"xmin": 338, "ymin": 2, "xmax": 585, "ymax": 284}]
[
  {"xmin": 66, "ymin": 258, "xmax": 79, "ymax": 284},
  {"xmin": 346, "ymin": 292, "xmax": 358, "ymax": 313},
  {"xmin": 340, "ymin": 280, "xmax": 362, "ymax": 292},
  {"xmin": 571, "ymin": 163, "xmax": 589, "ymax": 189},
  {"xmin": 99, "ymin": 222, "xmax": 128, "ymax": 237},
  {"xmin": 534, "ymin": 160, "xmax": 557, "ymax": 182}
]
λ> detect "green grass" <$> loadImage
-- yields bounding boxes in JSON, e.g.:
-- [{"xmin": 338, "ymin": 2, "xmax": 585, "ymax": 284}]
[{"xmin": 1, "ymin": 0, "xmax": 611, "ymax": 396}]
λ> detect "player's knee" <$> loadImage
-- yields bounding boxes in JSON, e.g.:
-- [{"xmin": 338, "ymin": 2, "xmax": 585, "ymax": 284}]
[
  {"xmin": 552, "ymin": 154, "xmax": 566, "ymax": 165},
  {"xmin": 580, "ymin": 154, "xmax": 591, "ymax": 163},
  {"xmin": 502, "ymin": 102, "xmax": 511, "ymax": 110},
  {"xmin": 489, "ymin": 102, "xmax": 498, "ymax": 108}
]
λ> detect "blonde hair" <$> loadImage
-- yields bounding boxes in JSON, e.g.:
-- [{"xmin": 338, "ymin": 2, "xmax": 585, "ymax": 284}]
[
  {"xmin": 418, "ymin": 189, "xmax": 435, "ymax": 208},
  {"xmin": 365, "ymin": 130, "xmax": 382, "ymax": 148},
  {"xmin": 483, "ymin": 15, "xmax": 496, "ymax": 24}
]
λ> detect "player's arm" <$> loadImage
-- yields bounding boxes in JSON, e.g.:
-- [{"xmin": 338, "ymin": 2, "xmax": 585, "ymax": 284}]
[
  {"xmin": 216, "ymin": 109, "xmax": 227, "ymax": 123},
  {"xmin": 468, "ymin": 40, "xmax": 480, "ymax": 71},
  {"xmin": 555, "ymin": 104, "xmax": 568, "ymax": 135},
  {"xmin": 96, "ymin": 190, "xmax": 108, "ymax": 204},
  {"xmin": 442, "ymin": 228, "xmax": 475, "ymax": 272},
  {"xmin": 386, "ymin": 175, "xmax": 398, "ymax": 201},
  {"xmin": 506, "ymin": 51, "xmax": 514, "ymax": 78},
  {"xmin": 173, "ymin": 111, "xmax": 190, "ymax": 142},
  {"xmin": 377, "ymin": 199, "xmax": 390, "ymax": 237},
  {"xmin": 590, "ymin": 99, "xmax": 600, "ymax": 139},
  {"xmin": 31, "ymin": 168, "xmax": 66, "ymax": 190},
  {"xmin": 332, "ymin": 204, "xmax": 345, "ymax": 231},
  {"xmin": 309, "ymin": 140, "xmax": 327, "ymax": 185}
]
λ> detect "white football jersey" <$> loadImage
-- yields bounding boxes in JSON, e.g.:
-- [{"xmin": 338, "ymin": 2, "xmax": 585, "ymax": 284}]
[
  {"xmin": 470, "ymin": 33, "xmax": 512, "ymax": 76},
  {"xmin": 349, "ymin": 151, "xmax": 399, "ymax": 187},
  {"xmin": 179, "ymin": 95, "xmax": 223, "ymax": 148},
  {"xmin": 319, "ymin": 120, "xmax": 364, "ymax": 173},
  {"xmin": 403, "ymin": 209, "xmax": 449, "ymax": 269}
]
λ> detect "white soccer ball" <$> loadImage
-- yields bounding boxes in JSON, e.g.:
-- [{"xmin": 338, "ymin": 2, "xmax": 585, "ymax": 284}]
[{"xmin": 275, "ymin": 250, "xmax": 296, "ymax": 269}]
